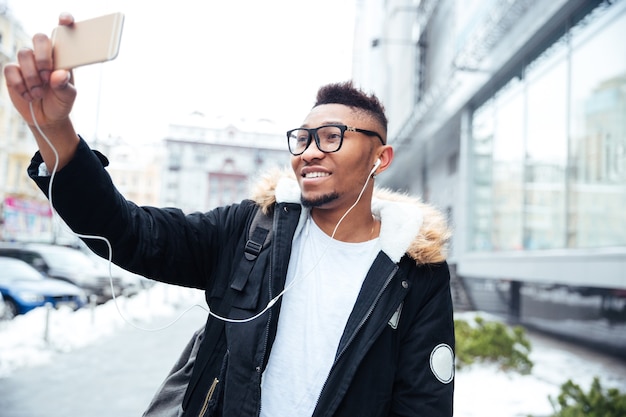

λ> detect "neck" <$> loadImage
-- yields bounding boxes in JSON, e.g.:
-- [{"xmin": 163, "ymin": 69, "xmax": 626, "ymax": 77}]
[{"xmin": 311, "ymin": 203, "xmax": 379, "ymax": 243}]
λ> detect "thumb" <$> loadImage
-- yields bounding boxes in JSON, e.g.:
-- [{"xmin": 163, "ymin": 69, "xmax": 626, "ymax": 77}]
[
  {"xmin": 50, "ymin": 69, "xmax": 73, "ymax": 90},
  {"xmin": 49, "ymin": 69, "xmax": 77, "ymax": 103}
]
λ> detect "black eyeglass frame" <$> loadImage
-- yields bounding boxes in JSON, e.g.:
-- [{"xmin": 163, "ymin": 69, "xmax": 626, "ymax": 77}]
[{"xmin": 286, "ymin": 124, "xmax": 385, "ymax": 156}]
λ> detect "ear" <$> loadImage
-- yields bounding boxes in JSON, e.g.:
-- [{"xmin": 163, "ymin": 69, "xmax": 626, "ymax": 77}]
[{"xmin": 373, "ymin": 145, "xmax": 394, "ymax": 176}]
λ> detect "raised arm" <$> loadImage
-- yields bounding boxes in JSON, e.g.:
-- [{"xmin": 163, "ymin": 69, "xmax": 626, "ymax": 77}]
[{"xmin": 3, "ymin": 12, "xmax": 79, "ymax": 172}]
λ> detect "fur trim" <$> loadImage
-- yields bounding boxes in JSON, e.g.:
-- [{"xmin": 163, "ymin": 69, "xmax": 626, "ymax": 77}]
[
  {"xmin": 249, "ymin": 169, "xmax": 450, "ymax": 264},
  {"xmin": 249, "ymin": 167, "xmax": 283, "ymax": 215}
]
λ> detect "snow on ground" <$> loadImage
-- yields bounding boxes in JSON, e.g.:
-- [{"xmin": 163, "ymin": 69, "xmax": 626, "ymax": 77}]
[
  {"xmin": 454, "ymin": 311, "xmax": 626, "ymax": 417},
  {"xmin": 0, "ymin": 283, "xmax": 207, "ymax": 376},
  {"xmin": 1, "ymin": 284, "xmax": 625, "ymax": 417},
  {"xmin": 454, "ymin": 338, "xmax": 625, "ymax": 417}
]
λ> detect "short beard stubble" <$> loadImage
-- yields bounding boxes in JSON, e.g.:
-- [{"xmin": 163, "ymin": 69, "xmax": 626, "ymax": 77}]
[{"xmin": 301, "ymin": 192, "xmax": 340, "ymax": 208}]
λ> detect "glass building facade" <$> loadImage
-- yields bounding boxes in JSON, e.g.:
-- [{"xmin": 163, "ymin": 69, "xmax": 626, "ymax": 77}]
[
  {"xmin": 355, "ymin": 0, "xmax": 626, "ymax": 355},
  {"xmin": 470, "ymin": 4, "xmax": 626, "ymax": 253}
]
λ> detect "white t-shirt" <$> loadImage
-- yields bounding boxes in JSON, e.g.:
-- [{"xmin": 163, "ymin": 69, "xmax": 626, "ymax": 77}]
[{"xmin": 260, "ymin": 217, "xmax": 381, "ymax": 416}]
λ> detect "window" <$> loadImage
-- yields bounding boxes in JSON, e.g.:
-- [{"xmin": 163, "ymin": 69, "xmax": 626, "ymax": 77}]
[
  {"xmin": 568, "ymin": 7, "xmax": 626, "ymax": 248},
  {"xmin": 468, "ymin": 3, "xmax": 626, "ymax": 252}
]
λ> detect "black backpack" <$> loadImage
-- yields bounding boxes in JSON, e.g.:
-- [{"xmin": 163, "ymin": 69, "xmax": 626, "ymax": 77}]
[{"xmin": 142, "ymin": 205, "xmax": 273, "ymax": 417}]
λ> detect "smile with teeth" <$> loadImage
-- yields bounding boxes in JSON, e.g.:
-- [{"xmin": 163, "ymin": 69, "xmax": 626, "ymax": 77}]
[{"xmin": 303, "ymin": 172, "xmax": 330, "ymax": 179}]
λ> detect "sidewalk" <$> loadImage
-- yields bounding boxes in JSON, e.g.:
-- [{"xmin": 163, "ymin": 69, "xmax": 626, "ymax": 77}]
[
  {"xmin": 0, "ymin": 306, "xmax": 207, "ymax": 417},
  {"xmin": 1, "ymin": 304, "xmax": 625, "ymax": 417}
]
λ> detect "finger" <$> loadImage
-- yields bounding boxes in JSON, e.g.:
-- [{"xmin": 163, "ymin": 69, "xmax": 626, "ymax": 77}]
[
  {"xmin": 3, "ymin": 63, "xmax": 33, "ymax": 102},
  {"xmin": 58, "ymin": 12, "xmax": 75, "ymax": 26},
  {"xmin": 49, "ymin": 69, "xmax": 73, "ymax": 91},
  {"xmin": 32, "ymin": 33, "xmax": 53, "ymax": 85},
  {"xmin": 16, "ymin": 47, "xmax": 44, "ymax": 100},
  {"xmin": 49, "ymin": 69, "xmax": 77, "ymax": 108}
]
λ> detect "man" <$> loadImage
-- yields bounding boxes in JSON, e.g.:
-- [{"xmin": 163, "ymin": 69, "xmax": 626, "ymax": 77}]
[{"xmin": 5, "ymin": 13, "xmax": 454, "ymax": 416}]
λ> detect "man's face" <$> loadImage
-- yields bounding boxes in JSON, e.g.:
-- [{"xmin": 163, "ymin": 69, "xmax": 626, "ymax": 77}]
[{"xmin": 290, "ymin": 103, "xmax": 382, "ymax": 211}]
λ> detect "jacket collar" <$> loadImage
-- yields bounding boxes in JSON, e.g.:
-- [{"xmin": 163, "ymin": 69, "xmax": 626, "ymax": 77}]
[{"xmin": 252, "ymin": 169, "xmax": 449, "ymax": 265}]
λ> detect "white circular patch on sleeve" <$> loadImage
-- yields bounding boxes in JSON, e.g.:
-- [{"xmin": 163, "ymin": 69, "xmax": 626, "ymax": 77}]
[{"xmin": 430, "ymin": 343, "xmax": 454, "ymax": 384}]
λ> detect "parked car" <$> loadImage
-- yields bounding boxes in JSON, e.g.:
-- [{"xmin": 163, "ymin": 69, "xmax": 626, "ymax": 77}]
[
  {"xmin": 69, "ymin": 240, "xmax": 155, "ymax": 297},
  {"xmin": 0, "ymin": 291, "xmax": 6, "ymax": 319},
  {"xmin": 88, "ymin": 253, "xmax": 155, "ymax": 297},
  {"xmin": 0, "ymin": 256, "xmax": 87, "ymax": 319},
  {"xmin": 0, "ymin": 243, "xmax": 125, "ymax": 304}
]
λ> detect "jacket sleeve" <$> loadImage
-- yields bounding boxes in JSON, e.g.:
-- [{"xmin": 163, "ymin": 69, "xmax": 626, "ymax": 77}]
[
  {"xmin": 392, "ymin": 261, "xmax": 455, "ymax": 417},
  {"xmin": 27, "ymin": 137, "xmax": 255, "ymax": 290}
]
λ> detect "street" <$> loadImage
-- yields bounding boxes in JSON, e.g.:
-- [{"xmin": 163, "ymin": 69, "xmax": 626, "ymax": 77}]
[
  {"xmin": 1, "ymin": 305, "xmax": 625, "ymax": 417},
  {"xmin": 0, "ymin": 306, "xmax": 206, "ymax": 417}
]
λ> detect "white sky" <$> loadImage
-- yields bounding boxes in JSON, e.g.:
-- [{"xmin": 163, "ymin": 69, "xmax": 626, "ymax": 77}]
[
  {"xmin": 2, "ymin": 296, "xmax": 626, "ymax": 416},
  {"xmin": 7, "ymin": 0, "xmax": 356, "ymax": 143}
]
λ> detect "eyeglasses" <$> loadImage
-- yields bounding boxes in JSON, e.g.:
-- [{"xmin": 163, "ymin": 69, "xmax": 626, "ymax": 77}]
[{"xmin": 286, "ymin": 124, "xmax": 385, "ymax": 156}]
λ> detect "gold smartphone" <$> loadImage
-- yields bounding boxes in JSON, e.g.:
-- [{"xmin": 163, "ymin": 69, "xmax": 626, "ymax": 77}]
[{"xmin": 52, "ymin": 12, "xmax": 125, "ymax": 70}]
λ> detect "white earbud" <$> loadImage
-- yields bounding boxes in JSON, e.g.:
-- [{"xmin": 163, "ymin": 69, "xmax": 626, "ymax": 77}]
[{"xmin": 370, "ymin": 158, "xmax": 381, "ymax": 176}]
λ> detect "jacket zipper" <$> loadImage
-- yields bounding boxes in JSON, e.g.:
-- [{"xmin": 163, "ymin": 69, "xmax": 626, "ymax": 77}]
[
  {"xmin": 198, "ymin": 377, "xmax": 219, "ymax": 417},
  {"xmin": 256, "ymin": 272, "xmax": 272, "ymax": 416},
  {"xmin": 314, "ymin": 265, "xmax": 399, "ymax": 415},
  {"xmin": 256, "ymin": 228, "xmax": 275, "ymax": 417},
  {"xmin": 336, "ymin": 266, "xmax": 398, "ymax": 362}
]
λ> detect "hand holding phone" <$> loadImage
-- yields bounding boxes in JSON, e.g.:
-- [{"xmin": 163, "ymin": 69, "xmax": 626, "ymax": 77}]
[{"xmin": 52, "ymin": 12, "xmax": 125, "ymax": 70}]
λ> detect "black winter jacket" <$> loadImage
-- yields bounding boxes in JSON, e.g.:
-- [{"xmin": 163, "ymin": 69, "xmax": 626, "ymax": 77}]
[{"xmin": 29, "ymin": 139, "xmax": 455, "ymax": 417}]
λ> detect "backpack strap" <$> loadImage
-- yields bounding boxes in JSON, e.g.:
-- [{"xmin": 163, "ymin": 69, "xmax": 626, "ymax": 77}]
[
  {"xmin": 181, "ymin": 204, "xmax": 273, "ymax": 412},
  {"xmin": 230, "ymin": 206, "xmax": 273, "ymax": 291}
]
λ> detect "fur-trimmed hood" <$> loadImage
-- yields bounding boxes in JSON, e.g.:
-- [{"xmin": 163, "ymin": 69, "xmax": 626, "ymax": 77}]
[{"xmin": 250, "ymin": 169, "xmax": 450, "ymax": 265}]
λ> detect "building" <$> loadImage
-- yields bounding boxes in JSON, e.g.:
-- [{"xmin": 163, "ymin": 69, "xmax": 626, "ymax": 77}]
[
  {"xmin": 95, "ymin": 136, "xmax": 164, "ymax": 207},
  {"xmin": 162, "ymin": 112, "xmax": 289, "ymax": 213},
  {"xmin": 0, "ymin": 8, "xmax": 53, "ymax": 241},
  {"xmin": 353, "ymin": 0, "xmax": 626, "ymax": 355}
]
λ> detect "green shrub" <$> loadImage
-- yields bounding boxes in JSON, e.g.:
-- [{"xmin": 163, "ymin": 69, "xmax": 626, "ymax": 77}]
[
  {"xmin": 547, "ymin": 377, "xmax": 626, "ymax": 417},
  {"xmin": 454, "ymin": 315, "xmax": 533, "ymax": 374}
]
